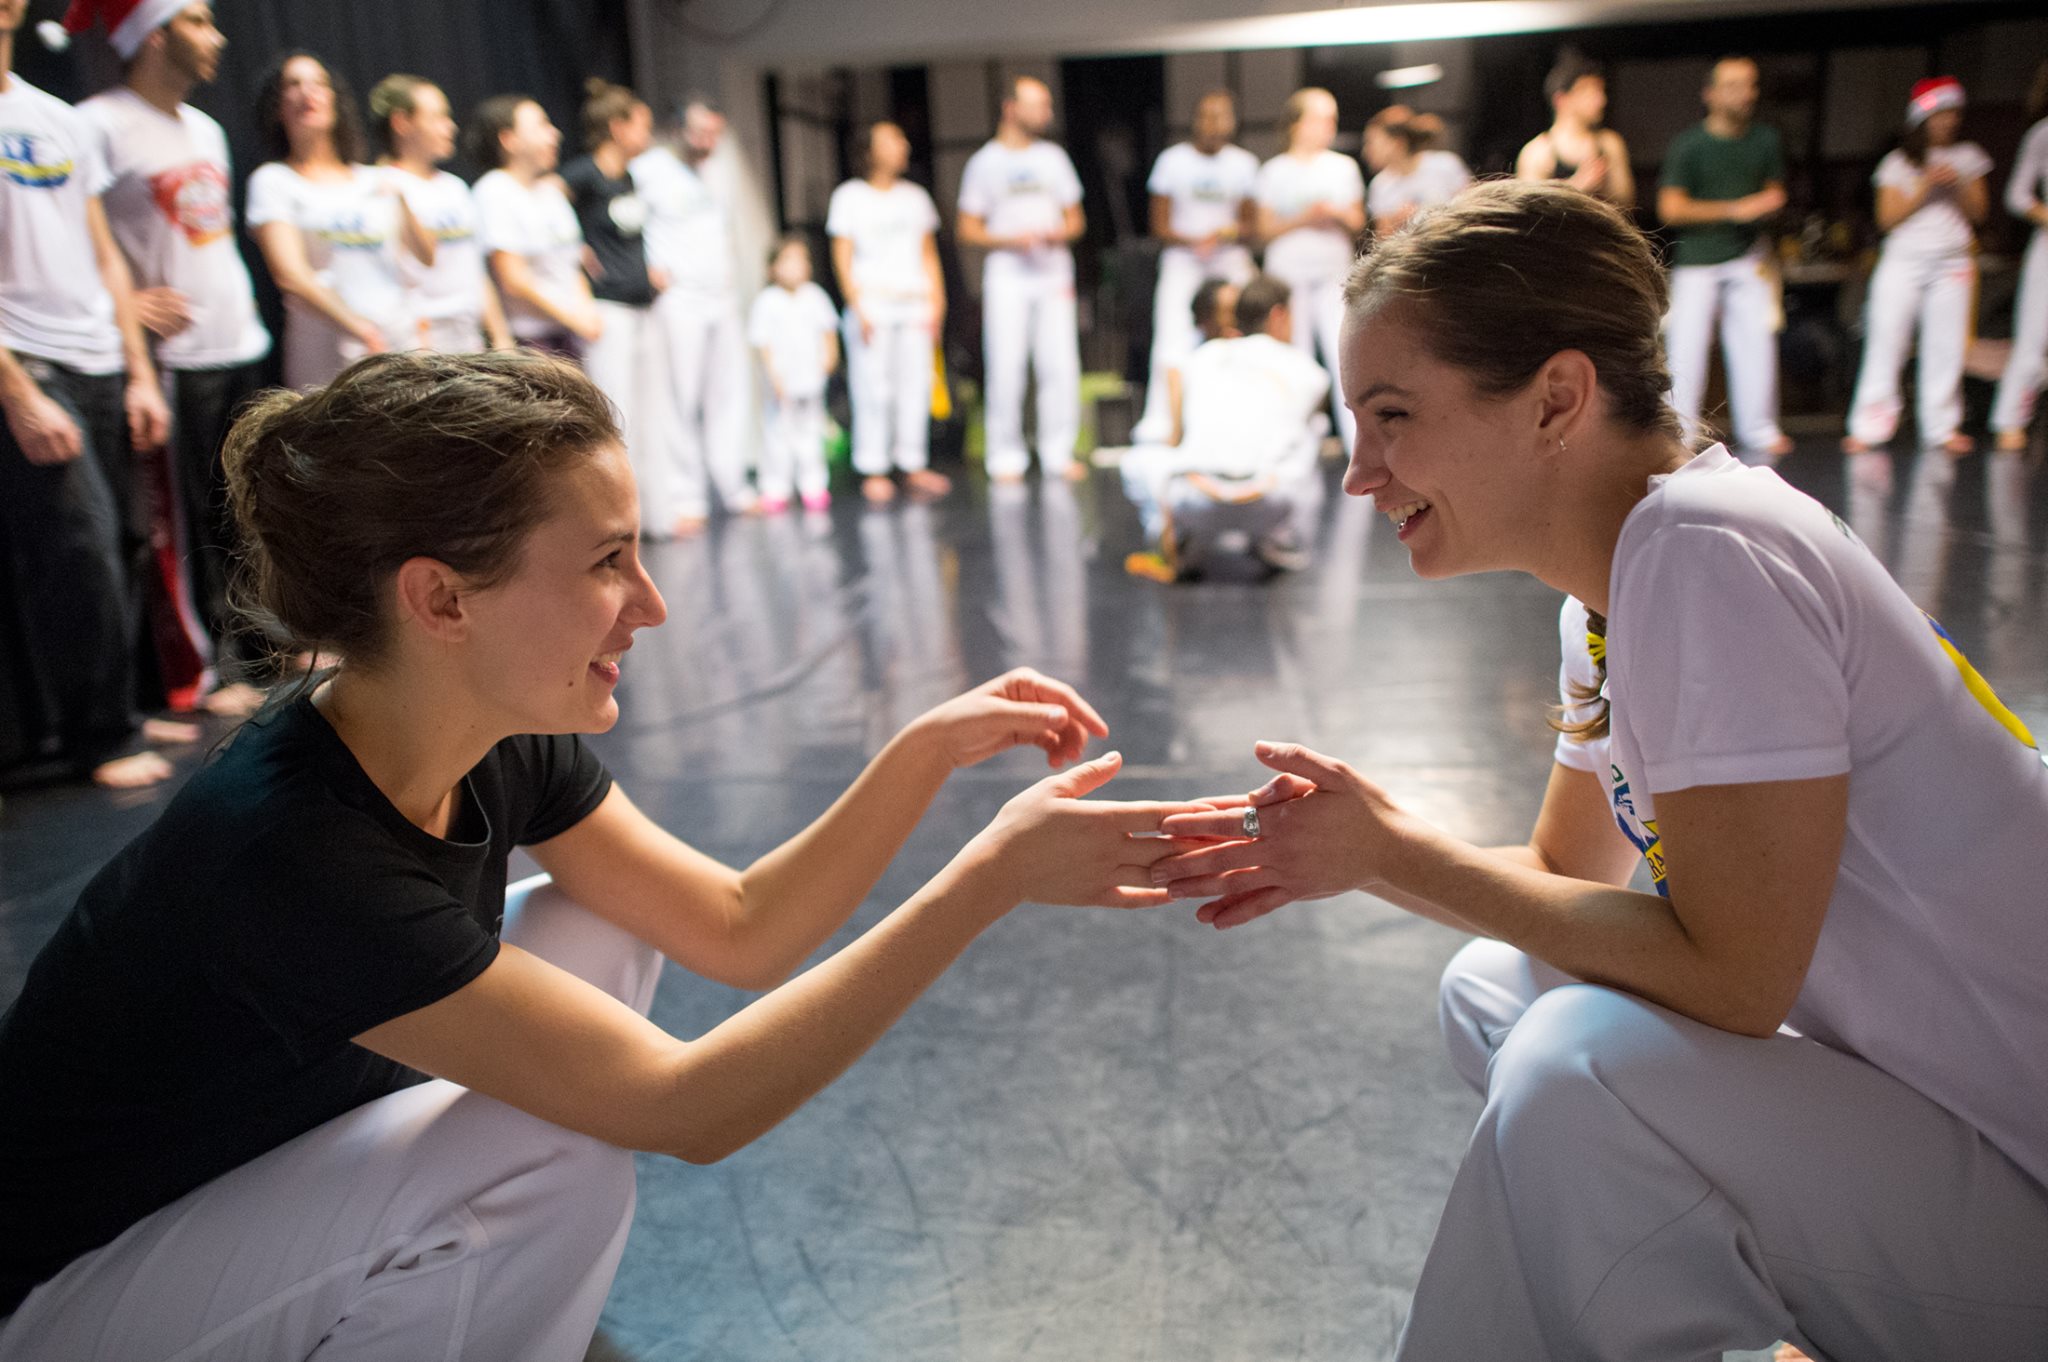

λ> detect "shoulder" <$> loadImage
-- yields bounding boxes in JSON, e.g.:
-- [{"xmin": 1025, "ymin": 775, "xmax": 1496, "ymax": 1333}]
[
  {"xmin": 1598, "ymin": 127, "xmax": 1630, "ymax": 154},
  {"xmin": 1952, "ymin": 142, "xmax": 1993, "ymax": 177},
  {"xmin": 1517, "ymin": 134, "xmax": 1553, "ymax": 169},
  {"xmin": 1226, "ymin": 145, "xmax": 1259, "ymax": 173},
  {"xmin": 1620, "ymin": 455, "xmax": 1863, "ymax": 596}
]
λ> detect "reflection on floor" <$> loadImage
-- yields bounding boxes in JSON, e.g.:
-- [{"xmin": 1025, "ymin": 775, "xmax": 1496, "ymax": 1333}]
[{"xmin": 3, "ymin": 440, "xmax": 2044, "ymax": 1361}]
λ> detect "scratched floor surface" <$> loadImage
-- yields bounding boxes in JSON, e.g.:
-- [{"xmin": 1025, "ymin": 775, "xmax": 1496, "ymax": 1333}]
[{"xmin": 5, "ymin": 438, "xmax": 2045, "ymax": 1360}]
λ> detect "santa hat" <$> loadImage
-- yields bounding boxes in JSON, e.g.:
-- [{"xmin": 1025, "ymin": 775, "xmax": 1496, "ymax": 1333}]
[
  {"xmin": 1905, "ymin": 77, "xmax": 1965, "ymax": 128},
  {"xmin": 61, "ymin": 0, "xmax": 189, "ymax": 61}
]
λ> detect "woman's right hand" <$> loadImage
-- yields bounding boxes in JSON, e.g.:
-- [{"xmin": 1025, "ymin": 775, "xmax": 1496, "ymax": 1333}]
[
  {"xmin": 351, "ymin": 318, "xmax": 390, "ymax": 353},
  {"xmin": 958, "ymin": 752, "xmax": 1196, "ymax": 910}
]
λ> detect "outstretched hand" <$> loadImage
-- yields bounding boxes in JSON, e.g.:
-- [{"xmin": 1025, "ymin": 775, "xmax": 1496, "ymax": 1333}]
[
  {"xmin": 1154, "ymin": 741, "xmax": 1413, "ymax": 929},
  {"xmin": 914, "ymin": 667, "xmax": 1110, "ymax": 770}
]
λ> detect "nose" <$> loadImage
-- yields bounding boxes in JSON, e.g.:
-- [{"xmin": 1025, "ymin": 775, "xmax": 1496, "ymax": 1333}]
[
  {"xmin": 1341, "ymin": 429, "xmax": 1386, "ymax": 499},
  {"xmin": 629, "ymin": 559, "xmax": 668, "ymax": 630}
]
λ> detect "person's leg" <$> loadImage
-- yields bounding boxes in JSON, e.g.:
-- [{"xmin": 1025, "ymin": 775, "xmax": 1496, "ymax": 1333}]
[
  {"xmin": 1132, "ymin": 250, "xmax": 1202, "ymax": 445},
  {"xmin": 168, "ymin": 361, "xmax": 269, "ymax": 684},
  {"xmin": 847, "ymin": 312, "xmax": 893, "ymax": 480},
  {"xmin": 653, "ymin": 291, "xmax": 713, "ymax": 528},
  {"xmin": 1032, "ymin": 268, "xmax": 1084, "ymax": 478},
  {"xmin": 757, "ymin": 398, "xmax": 795, "ymax": 503},
  {"xmin": 1915, "ymin": 255, "xmax": 1975, "ymax": 448},
  {"xmin": 583, "ymin": 300, "xmax": 641, "ymax": 452},
  {"xmin": 1721, "ymin": 254, "xmax": 1789, "ymax": 454},
  {"xmin": 890, "ymin": 319, "xmax": 936, "ymax": 475},
  {"xmin": 1398, "ymin": 985, "xmax": 2048, "ymax": 1362},
  {"xmin": 793, "ymin": 394, "xmax": 830, "ymax": 502},
  {"xmin": 981, "ymin": 257, "xmax": 1032, "ymax": 481},
  {"xmin": 1308, "ymin": 277, "xmax": 1356, "ymax": 449},
  {"xmin": 699, "ymin": 303, "xmax": 757, "ymax": 511},
  {"xmin": 1846, "ymin": 253, "xmax": 1918, "ymax": 447},
  {"xmin": 1663, "ymin": 263, "xmax": 1720, "ymax": 443},
  {"xmin": 1436, "ymin": 937, "xmax": 1578, "ymax": 1094},
  {"xmin": 1992, "ymin": 231, "xmax": 2048, "ymax": 443}
]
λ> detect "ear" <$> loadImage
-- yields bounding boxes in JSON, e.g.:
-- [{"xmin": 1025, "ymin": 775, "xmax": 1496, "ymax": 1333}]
[
  {"xmin": 392, "ymin": 556, "xmax": 472, "ymax": 645},
  {"xmin": 1533, "ymin": 349, "xmax": 1598, "ymax": 448}
]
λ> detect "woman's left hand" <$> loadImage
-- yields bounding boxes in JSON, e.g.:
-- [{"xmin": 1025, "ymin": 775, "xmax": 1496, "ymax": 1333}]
[{"xmin": 912, "ymin": 668, "xmax": 1110, "ymax": 770}]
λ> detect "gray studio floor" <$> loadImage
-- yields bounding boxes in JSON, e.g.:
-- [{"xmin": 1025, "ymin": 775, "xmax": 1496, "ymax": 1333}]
[{"xmin": 5, "ymin": 438, "xmax": 2045, "ymax": 1360}]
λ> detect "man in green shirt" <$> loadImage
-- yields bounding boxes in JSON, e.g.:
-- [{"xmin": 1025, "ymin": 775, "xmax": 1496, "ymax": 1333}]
[{"xmin": 1658, "ymin": 56, "xmax": 1792, "ymax": 457}]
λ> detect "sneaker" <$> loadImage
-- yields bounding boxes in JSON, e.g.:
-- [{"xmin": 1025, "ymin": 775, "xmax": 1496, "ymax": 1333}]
[{"xmin": 801, "ymin": 489, "xmax": 830, "ymax": 513}]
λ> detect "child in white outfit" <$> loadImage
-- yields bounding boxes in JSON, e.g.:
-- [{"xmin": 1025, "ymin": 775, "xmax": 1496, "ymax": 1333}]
[{"xmin": 747, "ymin": 237, "xmax": 840, "ymax": 512}]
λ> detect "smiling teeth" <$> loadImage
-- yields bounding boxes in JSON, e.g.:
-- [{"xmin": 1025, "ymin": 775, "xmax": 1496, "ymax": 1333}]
[
  {"xmin": 594, "ymin": 651, "xmax": 623, "ymax": 665},
  {"xmin": 1386, "ymin": 499, "xmax": 1432, "ymax": 529}
]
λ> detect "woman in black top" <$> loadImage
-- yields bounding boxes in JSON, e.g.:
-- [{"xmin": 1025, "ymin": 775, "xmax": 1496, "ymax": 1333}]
[{"xmin": 0, "ymin": 350, "xmax": 1187, "ymax": 1358}]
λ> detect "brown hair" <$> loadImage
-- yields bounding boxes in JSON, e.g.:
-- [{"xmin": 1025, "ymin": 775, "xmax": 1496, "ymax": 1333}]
[
  {"xmin": 1235, "ymin": 274, "xmax": 1291, "ymax": 337},
  {"xmin": 466, "ymin": 94, "xmax": 534, "ymax": 170},
  {"xmin": 222, "ymin": 350, "xmax": 621, "ymax": 670},
  {"xmin": 1367, "ymin": 105, "xmax": 1444, "ymax": 154},
  {"xmin": 1345, "ymin": 180, "xmax": 1683, "ymax": 739},
  {"xmin": 582, "ymin": 78, "xmax": 644, "ymax": 153},
  {"xmin": 367, "ymin": 73, "xmax": 436, "ymax": 157},
  {"xmin": 1283, "ymin": 87, "xmax": 1336, "ymax": 138},
  {"xmin": 256, "ymin": 51, "xmax": 369, "ymax": 166}
]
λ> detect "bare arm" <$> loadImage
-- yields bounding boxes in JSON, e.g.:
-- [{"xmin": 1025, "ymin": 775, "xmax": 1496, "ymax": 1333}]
[
  {"xmin": 1602, "ymin": 133, "xmax": 1636, "ymax": 209},
  {"xmin": 489, "ymin": 249, "xmax": 600, "ymax": 342},
  {"xmin": 1875, "ymin": 182, "xmax": 1926, "ymax": 234},
  {"xmin": 1150, "ymin": 194, "xmax": 1180, "ymax": 247},
  {"xmin": 396, "ymin": 193, "xmax": 436, "ymax": 267},
  {"xmin": 921, "ymin": 233, "xmax": 946, "ymax": 335},
  {"xmin": 1958, "ymin": 171, "xmax": 1990, "ymax": 226},
  {"xmin": 254, "ymin": 220, "xmax": 386, "ymax": 347},
  {"xmin": 88, "ymin": 197, "xmax": 169, "ymax": 450},
  {"xmin": 0, "ymin": 348, "xmax": 84, "ymax": 466},
  {"xmin": 830, "ymin": 234, "xmax": 859, "ymax": 312},
  {"xmin": 1059, "ymin": 203, "xmax": 1086, "ymax": 245},
  {"xmin": 1659, "ymin": 182, "xmax": 1786, "ymax": 228},
  {"xmin": 479, "ymin": 277, "xmax": 514, "ymax": 350},
  {"xmin": 1515, "ymin": 137, "xmax": 1556, "ymax": 183}
]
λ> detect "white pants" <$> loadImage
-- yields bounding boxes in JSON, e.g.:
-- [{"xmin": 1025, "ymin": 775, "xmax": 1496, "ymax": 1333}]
[
  {"xmin": 0, "ymin": 878, "xmax": 663, "ymax": 1362},
  {"xmin": 585, "ymin": 299, "xmax": 682, "ymax": 522},
  {"xmin": 1847, "ymin": 249, "xmax": 1976, "ymax": 447},
  {"xmin": 1132, "ymin": 245, "xmax": 1256, "ymax": 444},
  {"xmin": 760, "ymin": 392, "xmax": 829, "ymax": 501},
  {"xmin": 1992, "ymin": 229, "xmax": 2048, "ymax": 436},
  {"xmin": 846, "ymin": 309, "xmax": 934, "ymax": 477},
  {"xmin": 654, "ymin": 287, "xmax": 753, "ymax": 516},
  {"xmin": 1403, "ymin": 938, "xmax": 2048, "ymax": 1361},
  {"xmin": 1269, "ymin": 267, "xmax": 1355, "ymax": 450},
  {"xmin": 1664, "ymin": 247, "xmax": 1786, "ymax": 452},
  {"xmin": 981, "ymin": 252, "xmax": 1081, "ymax": 480}
]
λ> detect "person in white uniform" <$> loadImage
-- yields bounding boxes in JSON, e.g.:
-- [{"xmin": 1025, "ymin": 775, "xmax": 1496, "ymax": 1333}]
[
  {"xmin": 246, "ymin": 52, "xmax": 432, "ymax": 390},
  {"xmin": 1844, "ymin": 77, "xmax": 1991, "ymax": 457},
  {"xmin": 370, "ymin": 74, "xmax": 511, "ymax": 354},
  {"xmin": 1152, "ymin": 181, "xmax": 2048, "ymax": 1362},
  {"xmin": 748, "ymin": 236, "xmax": 839, "ymax": 512},
  {"xmin": 71, "ymin": 0, "xmax": 273, "ymax": 711},
  {"xmin": 957, "ymin": 75, "xmax": 1087, "ymax": 484},
  {"xmin": 1255, "ymin": 87, "xmax": 1365, "ymax": 449},
  {"xmin": 1362, "ymin": 106, "xmax": 1471, "ymax": 238},
  {"xmin": 1130, "ymin": 90, "xmax": 1258, "ymax": 446},
  {"xmin": 827, "ymin": 120, "xmax": 950, "ymax": 504},
  {"xmin": 0, "ymin": 348, "xmax": 1196, "ymax": 1359},
  {"xmin": 1655, "ymin": 56, "xmax": 1794, "ymax": 459},
  {"xmin": 470, "ymin": 95, "xmax": 599, "ymax": 360},
  {"xmin": 634, "ymin": 97, "xmax": 755, "ymax": 525},
  {"xmin": 1992, "ymin": 70, "xmax": 2048, "ymax": 453}
]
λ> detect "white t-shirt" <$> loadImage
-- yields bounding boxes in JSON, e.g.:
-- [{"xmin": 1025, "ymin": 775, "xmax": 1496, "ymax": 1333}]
[
  {"xmin": 1147, "ymin": 141, "xmax": 1260, "ymax": 246},
  {"xmin": 2005, "ymin": 118, "xmax": 2048, "ymax": 224},
  {"xmin": 1552, "ymin": 446, "xmax": 2048, "ymax": 1188},
  {"xmin": 958, "ymin": 137, "xmax": 1083, "ymax": 268},
  {"xmin": 0, "ymin": 77, "xmax": 122, "ymax": 373},
  {"xmin": 1874, "ymin": 142, "xmax": 1994, "ymax": 259},
  {"xmin": 1172, "ymin": 333, "xmax": 1329, "ymax": 480},
  {"xmin": 76, "ymin": 88, "xmax": 268, "ymax": 370},
  {"xmin": 245, "ymin": 160, "xmax": 412, "ymax": 382},
  {"xmin": 825, "ymin": 178, "xmax": 939, "ymax": 311},
  {"xmin": 385, "ymin": 167, "xmax": 489, "ymax": 327},
  {"xmin": 1255, "ymin": 149, "xmax": 1365, "ymax": 283},
  {"xmin": 1368, "ymin": 150, "xmax": 1472, "ymax": 223},
  {"xmin": 631, "ymin": 145, "xmax": 732, "ymax": 296},
  {"xmin": 473, "ymin": 170, "xmax": 584, "ymax": 341},
  {"xmin": 747, "ymin": 281, "xmax": 839, "ymax": 397}
]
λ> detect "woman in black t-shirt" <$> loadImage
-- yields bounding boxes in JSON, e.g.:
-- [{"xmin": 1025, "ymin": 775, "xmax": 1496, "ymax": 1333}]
[{"xmin": 0, "ymin": 350, "xmax": 1192, "ymax": 1357}]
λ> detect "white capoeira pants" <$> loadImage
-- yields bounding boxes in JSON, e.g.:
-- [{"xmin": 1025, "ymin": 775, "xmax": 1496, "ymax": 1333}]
[
  {"xmin": 0, "ymin": 878, "xmax": 663, "ymax": 1362},
  {"xmin": 1132, "ymin": 244, "xmax": 1255, "ymax": 445},
  {"xmin": 1664, "ymin": 247, "xmax": 1786, "ymax": 452},
  {"xmin": 1847, "ymin": 248, "xmax": 1976, "ymax": 448},
  {"xmin": 1992, "ymin": 228, "xmax": 2048, "ymax": 436},
  {"xmin": 586, "ymin": 298, "xmax": 682, "ymax": 523},
  {"xmin": 1270, "ymin": 267, "xmax": 1355, "ymax": 451},
  {"xmin": 1403, "ymin": 937, "xmax": 2048, "ymax": 1362},
  {"xmin": 846, "ymin": 310, "xmax": 935, "ymax": 477},
  {"xmin": 981, "ymin": 251, "xmax": 1081, "ymax": 480},
  {"xmin": 760, "ymin": 391, "xmax": 829, "ymax": 501},
  {"xmin": 654, "ymin": 287, "xmax": 754, "ymax": 516}
]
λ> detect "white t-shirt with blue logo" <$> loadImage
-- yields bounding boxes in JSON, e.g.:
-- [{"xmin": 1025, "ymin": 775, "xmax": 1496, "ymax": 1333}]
[
  {"xmin": 0, "ymin": 77, "xmax": 122, "ymax": 374},
  {"xmin": 958, "ymin": 137, "xmax": 1082, "ymax": 274},
  {"xmin": 385, "ymin": 166, "xmax": 489, "ymax": 328},
  {"xmin": 245, "ymin": 160, "xmax": 411, "ymax": 386},
  {"xmin": 1553, "ymin": 445, "xmax": 2048, "ymax": 1188}
]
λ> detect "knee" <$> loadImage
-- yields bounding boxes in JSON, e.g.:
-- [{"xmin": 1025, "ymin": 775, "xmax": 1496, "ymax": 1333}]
[
  {"xmin": 1483, "ymin": 985, "xmax": 1680, "ymax": 1152},
  {"xmin": 1436, "ymin": 938, "xmax": 1537, "ymax": 1093}
]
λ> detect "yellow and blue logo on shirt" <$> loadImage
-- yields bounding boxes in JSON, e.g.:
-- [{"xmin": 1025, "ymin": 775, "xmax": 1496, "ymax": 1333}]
[
  {"xmin": 1926, "ymin": 615, "xmax": 2037, "ymax": 748},
  {"xmin": 1607, "ymin": 763, "xmax": 1669, "ymax": 898},
  {"xmin": 0, "ymin": 131, "xmax": 74, "ymax": 188}
]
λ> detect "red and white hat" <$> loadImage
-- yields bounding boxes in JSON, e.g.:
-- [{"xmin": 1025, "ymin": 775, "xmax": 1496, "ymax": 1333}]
[
  {"xmin": 61, "ymin": 0, "xmax": 190, "ymax": 60},
  {"xmin": 1905, "ymin": 77, "xmax": 1965, "ymax": 129}
]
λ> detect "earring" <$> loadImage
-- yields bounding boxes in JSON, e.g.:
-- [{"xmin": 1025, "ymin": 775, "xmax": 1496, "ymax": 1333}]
[{"xmin": 1557, "ymin": 436, "xmax": 1568, "ymax": 456}]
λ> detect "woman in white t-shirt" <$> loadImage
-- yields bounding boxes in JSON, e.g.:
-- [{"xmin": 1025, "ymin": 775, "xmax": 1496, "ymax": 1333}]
[
  {"xmin": 828, "ymin": 121, "xmax": 950, "ymax": 504},
  {"xmin": 1152, "ymin": 181, "xmax": 2048, "ymax": 1361},
  {"xmin": 247, "ymin": 52, "xmax": 432, "ymax": 389},
  {"xmin": 370, "ymin": 74, "xmax": 512, "ymax": 354},
  {"xmin": 1991, "ymin": 67, "xmax": 2048, "ymax": 452},
  {"xmin": 1361, "ymin": 106, "xmax": 1471, "ymax": 237},
  {"xmin": 1254, "ymin": 87, "xmax": 1365, "ymax": 447},
  {"xmin": 469, "ymin": 95, "xmax": 600, "ymax": 357},
  {"xmin": 1844, "ymin": 77, "xmax": 1992, "ymax": 457}
]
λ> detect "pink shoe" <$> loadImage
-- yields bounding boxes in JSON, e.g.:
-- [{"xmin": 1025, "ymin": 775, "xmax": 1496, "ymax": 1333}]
[
  {"xmin": 801, "ymin": 490, "xmax": 831, "ymax": 513},
  {"xmin": 758, "ymin": 494, "xmax": 791, "ymax": 515}
]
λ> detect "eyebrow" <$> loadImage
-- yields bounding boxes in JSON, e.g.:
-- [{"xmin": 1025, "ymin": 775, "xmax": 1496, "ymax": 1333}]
[
  {"xmin": 1354, "ymin": 382, "xmax": 1415, "ymax": 404},
  {"xmin": 590, "ymin": 531, "xmax": 636, "ymax": 552}
]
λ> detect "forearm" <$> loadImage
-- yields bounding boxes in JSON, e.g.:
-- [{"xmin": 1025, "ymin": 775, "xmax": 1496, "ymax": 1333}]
[
  {"xmin": 492, "ymin": 255, "xmax": 584, "ymax": 332},
  {"xmin": 0, "ymin": 347, "xmax": 41, "ymax": 410}
]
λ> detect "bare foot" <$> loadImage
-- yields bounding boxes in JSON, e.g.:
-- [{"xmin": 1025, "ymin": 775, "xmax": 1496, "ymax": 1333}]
[
  {"xmin": 904, "ymin": 468, "xmax": 952, "ymax": 500},
  {"xmin": 1061, "ymin": 460, "xmax": 1090, "ymax": 482},
  {"xmin": 670, "ymin": 514, "xmax": 708, "ymax": 539},
  {"xmin": 92, "ymin": 750, "xmax": 176, "ymax": 789},
  {"xmin": 862, "ymin": 475, "xmax": 897, "ymax": 504},
  {"xmin": 1764, "ymin": 434, "xmax": 1795, "ymax": 459},
  {"xmin": 990, "ymin": 470, "xmax": 1026, "ymax": 486},
  {"xmin": 141, "ymin": 717, "xmax": 201, "ymax": 746},
  {"xmin": 201, "ymin": 682, "xmax": 265, "ymax": 718},
  {"xmin": 1940, "ymin": 432, "xmax": 1976, "ymax": 459},
  {"xmin": 1840, "ymin": 435, "xmax": 1872, "ymax": 455},
  {"xmin": 1994, "ymin": 428, "xmax": 2027, "ymax": 453}
]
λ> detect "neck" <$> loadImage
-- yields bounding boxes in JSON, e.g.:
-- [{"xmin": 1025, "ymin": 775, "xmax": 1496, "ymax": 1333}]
[
  {"xmin": 867, "ymin": 167, "xmax": 898, "ymax": 188},
  {"xmin": 681, "ymin": 145, "xmax": 708, "ymax": 169},
  {"xmin": 1531, "ymin": 430, "xmax": 1693, "ymax": 615},
  {"xmin": 593, "ymin": 143, "xmax": 627, "ymax": 178},
  {"xmin": 1394, "ymin": 149, "xmax": 1420, "ymax": 174},
  {"xmin": 391, "ymin": 151, "xmax": 435, "ymax": 178},
  {"xmin": 1289, "ymin": 141, "xmax": 1319, "ymax": 159},
  {"xmin": 0, "ymin": 31, "xmax": 15, "ymax": 88},
  {"xmin": 314, "ymin": 666, "xmax": 503, "ymax": 836},
  {"xmin": 290, "ymin": 135, "xmax": 344, "ymax": 170},
  {"xmin": 997, "ymin": 122, "xmax": 1032, "ymax": 148},
  {"xmin": 1553, "ymin": 114, "xmax": 1590, "ymax": 138},
  {"xmin": 505, "ymin": 160, "xmax": 540, "ymax": 184},
  {"xmin": 127, "ymin": 59, "xmax": 191, "ymax": 115},
  {"xmin": 1704, "ymin": 110, "xmax": 1748, "ymax": 138}
]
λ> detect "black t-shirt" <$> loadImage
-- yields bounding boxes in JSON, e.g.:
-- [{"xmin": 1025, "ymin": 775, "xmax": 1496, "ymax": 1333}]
[
  {"xmin": 560, "ymin": 154, "xmax": 655, "ymax": 307},
  {"xmin": 0, "ymin": 696, "xmax": 611, "ymax": 1314}
]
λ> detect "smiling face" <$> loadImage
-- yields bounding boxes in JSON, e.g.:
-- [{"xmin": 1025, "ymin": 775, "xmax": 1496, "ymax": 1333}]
[{"xmin": 456, "ymin": 442, "xmax": 666, "ymax": 734}]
